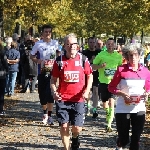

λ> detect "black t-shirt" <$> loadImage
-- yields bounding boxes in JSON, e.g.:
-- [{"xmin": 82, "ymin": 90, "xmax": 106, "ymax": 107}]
[
  {"xmin": 82, "ymin": 49, "xmax": 101, "ymax": 84},
  {"xmin": 82, "ymin": 49, "xmax": 101, "ymax": 63}
]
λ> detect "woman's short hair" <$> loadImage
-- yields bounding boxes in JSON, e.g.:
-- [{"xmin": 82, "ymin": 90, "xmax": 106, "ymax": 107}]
[
  {"xmin": 122, "ymin": 43, "xmax": 144, "ymax": 60},
  {"xmin": 11, "ymin": 41, "xmax": 18, "ymax": 49}
]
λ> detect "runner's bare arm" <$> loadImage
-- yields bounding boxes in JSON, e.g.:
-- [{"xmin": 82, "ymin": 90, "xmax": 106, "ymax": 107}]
[
  {"xmin": 92, "ymin": 63, "xmax": 106, "ymax": 70},
  {"xmin": 50, "ymin": 76, "xmax": 62, "ymax": 100},
  {"xmin": 85, "ymin": 73, "xmax": 93, "ymax": 93},
  {"xmin": 82, "ymin": 73, "xmax": 93, "ymax": 99},
  {"xmin": 50, "ymin": 76, "xmax": 58, "ymax": 93}
]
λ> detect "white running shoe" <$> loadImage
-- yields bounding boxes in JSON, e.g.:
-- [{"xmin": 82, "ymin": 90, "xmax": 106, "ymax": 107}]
[
  {"xmin": 42, "ymin": 114, "xmax": 48, "ymax": 124},
  {"xmin": 115, "ymin": 146, "xmax": 122, "ymax": 150},
  {"xmin": 97, "ymin": 101, "xmax": 101, "ymax": 108},
  {"xmin": 26, "ymin": 88, "xmax": 30, "ymax": 93}
]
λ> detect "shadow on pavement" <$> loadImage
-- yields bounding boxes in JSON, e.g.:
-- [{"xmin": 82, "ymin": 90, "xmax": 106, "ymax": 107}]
[{"xmin": 0, "ymin": 142, "xmax": 61, "ymax": 149}]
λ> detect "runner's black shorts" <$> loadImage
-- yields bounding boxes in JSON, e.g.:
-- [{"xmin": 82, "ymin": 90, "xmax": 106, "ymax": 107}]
[
  {"xmin": 91, "ymin": 71, "xmax": 99, "ymax": 96},
  {"xmin": 99, "ymin": 83, "xmax": 114, "ymax": 102},
  {"xmin": 38, "ymin": 74, "xmax": 54, "ymax": 105},
  {"xmin": 92, "ymin": 71, "xmax": 99, "ymax": 87},
  {"xmin": 55, "ymin": 100, "xmax": 85, "ymax": 126}
]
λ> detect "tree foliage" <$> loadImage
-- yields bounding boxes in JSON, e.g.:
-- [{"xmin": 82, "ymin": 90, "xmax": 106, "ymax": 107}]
[
  {"xmin": 0, "ymin": 0, "xmax": 149, "ymax": 37},
  {"xmin": 72, "ymin": 0, "xmax": 150, "ymax": 37}
]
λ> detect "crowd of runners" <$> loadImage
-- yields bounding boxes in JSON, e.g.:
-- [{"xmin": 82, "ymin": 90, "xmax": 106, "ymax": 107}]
[{"xmin": 0, "ymin": 24, "xmax": 150, "ymax": 150}]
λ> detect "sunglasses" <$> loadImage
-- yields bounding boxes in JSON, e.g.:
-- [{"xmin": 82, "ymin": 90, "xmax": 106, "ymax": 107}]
[{"xmin": 66, "ymin": 43, "xmax": 78, "ymax": 47}]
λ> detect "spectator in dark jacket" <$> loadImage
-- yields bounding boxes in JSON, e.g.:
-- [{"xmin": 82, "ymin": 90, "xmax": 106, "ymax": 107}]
[
  {"xmin": 20, "ymin": 46, "xmax": 38, "ymax": 93},
  {"xmin": 5, "ymin": 42, "xmax": 20, "ymax": 96},
  {"xmin": 18, "ymin": 35, "xmax": 33, "ymax": 89},
  {"xmin": 0, "ymin": 42, "xmax": 8, "ymax": 115}
]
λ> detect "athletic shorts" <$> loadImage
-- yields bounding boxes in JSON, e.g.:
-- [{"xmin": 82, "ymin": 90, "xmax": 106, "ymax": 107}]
[
  {"xmin": 55, "ymin": 100, "xmax": 85, "ymax": 126},
  {"xmin": 38, "ymin": 74, "xmax": 54, "ymax": 105},
  {"xmin": 92, "ymin": 71, "xmax": 99, "ymax": 87},
  {"xmin": 99, "ymin": 83, "xmax": 114, "ymax": 102}
]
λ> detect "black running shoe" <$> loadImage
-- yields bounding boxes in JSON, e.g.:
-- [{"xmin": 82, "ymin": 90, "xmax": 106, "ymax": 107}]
[
  {"xmin": 92, "ymin": 112, "xmax": 98, "ymax": 118},
  {"xmin": 71, "ymin": 136, "xmax": 80, "ymax": 150}
]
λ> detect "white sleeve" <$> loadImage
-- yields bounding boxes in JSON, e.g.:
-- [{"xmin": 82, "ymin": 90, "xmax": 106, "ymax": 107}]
[
  {"xmin": 31, "ymin": 43, "xmax": 38, "ymax": 55},
  {"xmin": 55, "ymin": 40, "xmax": 59, "ymax": 50}
]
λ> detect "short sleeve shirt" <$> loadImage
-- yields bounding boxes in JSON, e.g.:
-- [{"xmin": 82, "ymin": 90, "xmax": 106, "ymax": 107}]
[
  {"xmin": 5, "ymin": 48, "xmax": 20, "ymax": 72},
  {"xmin": 52, "ymin": 53, "xmax": 92, "ymax": 102},
  {"xmin": 31, "ymin": 39, "xmax": 58, "ymax": 74},
  {"xmin": 93, "ymin": 51, "xmax": 122, "ymax": 84}
]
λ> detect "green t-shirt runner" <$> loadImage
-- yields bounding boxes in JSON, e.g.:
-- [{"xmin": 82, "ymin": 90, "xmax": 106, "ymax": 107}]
[{"xmin": 93, "ymin": 50, "xmax": 122, "ymax": 84}]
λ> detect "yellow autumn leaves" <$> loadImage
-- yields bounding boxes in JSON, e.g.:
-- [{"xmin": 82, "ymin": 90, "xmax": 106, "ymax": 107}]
[{"xmin": 0, "ymin": 0, "xmax": 149, "ymax": 37}]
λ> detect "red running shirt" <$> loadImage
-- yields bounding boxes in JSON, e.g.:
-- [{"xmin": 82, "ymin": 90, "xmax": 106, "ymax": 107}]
[{"xmin": 52, "ymin": 53, "xmax": 92, "ymax": 102}]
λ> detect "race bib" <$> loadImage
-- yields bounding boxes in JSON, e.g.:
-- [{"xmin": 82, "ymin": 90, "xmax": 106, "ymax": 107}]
[
  {"xmin": 64, "ymin": 71, "xmax": 79, "ymax": 82},
  {"xmin": 104, "ymin": 69, "xmax": 116, "ymax": 76},
  {"xmin": 44, "ymin": 59, "xmax": 55, "ymax": 69},
  {"xmin": 131, "ymin": 96, "xmax": 141, "ymax": 103},
  {"xmin": 41, "ymin": 59, "xmax": 55, "ymax": 73},
  {"xmin": 125, "ymin": 96, "xmax": 141, "ymax": 106}
]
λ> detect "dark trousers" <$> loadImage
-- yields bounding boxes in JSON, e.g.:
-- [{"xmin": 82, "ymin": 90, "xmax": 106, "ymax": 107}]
[
  {"xmin": 24, "ymin": 76, "xmax": 37, "ymax": 92},
  {"xmin": 0, "ymin": 79, "xmax": 6, "ymax": 112},
  {"xmin": 115, "ymin": 113, "xmax": 145, "ymax": 150}
]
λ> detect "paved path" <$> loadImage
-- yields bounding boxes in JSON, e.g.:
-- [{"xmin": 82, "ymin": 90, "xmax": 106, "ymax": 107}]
[{"xmin": 0, "ymin": 93, "xmax": 149, "ymax": 150}]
